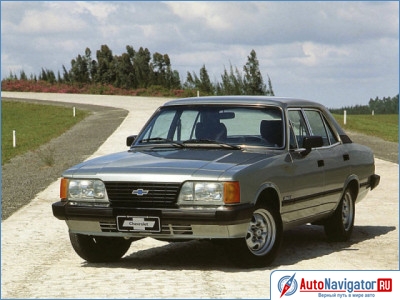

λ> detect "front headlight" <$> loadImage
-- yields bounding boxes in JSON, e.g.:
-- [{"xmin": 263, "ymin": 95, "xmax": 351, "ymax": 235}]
[
  {"xmin": 60, "ymin": 178, "xmax": 108, "ymax": 202},
  {"xmin": 178, "ymin": 181, "xmax": 240, "ymax": 205}
]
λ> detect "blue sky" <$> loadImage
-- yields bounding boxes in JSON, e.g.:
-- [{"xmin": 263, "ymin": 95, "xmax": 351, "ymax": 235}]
[{"xmin": 1, "ymin": 1, "xmax": 398, "ymax": 108}]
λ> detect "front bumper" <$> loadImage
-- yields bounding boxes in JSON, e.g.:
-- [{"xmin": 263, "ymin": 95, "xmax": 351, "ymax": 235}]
[{"xmin": 52, "ymin": 201, "xmax": 254, "ymax": 239}]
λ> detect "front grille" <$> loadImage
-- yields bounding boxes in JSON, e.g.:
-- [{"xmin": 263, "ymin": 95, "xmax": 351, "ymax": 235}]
[
  {"xmin": 105, "ymin": 182, "xmax": 181, "ymax": 208},
  {"xmin": 99, "ymin": 221, "xmax": 117, "ymax": 232},
  {"xmin": 163, "ymin": 224, "xmax": 193, "ymax": 235}
]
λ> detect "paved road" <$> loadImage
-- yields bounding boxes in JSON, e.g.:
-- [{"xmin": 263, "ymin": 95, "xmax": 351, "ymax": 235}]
[{"xmin": 1, "ymin": 92, "xmax": 398, "ymax": 299}]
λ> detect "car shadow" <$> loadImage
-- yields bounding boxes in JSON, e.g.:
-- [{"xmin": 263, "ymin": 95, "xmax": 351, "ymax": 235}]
[
  {"xmin": 274, "ymin": 224, "xmax": 396, "ymax": 266},
  {"xmin": 80, "ymin": 224, "xmax": 396, "ymax": 271}
]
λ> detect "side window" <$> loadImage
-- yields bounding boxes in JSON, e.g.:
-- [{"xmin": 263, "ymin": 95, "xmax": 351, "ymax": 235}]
[
  {"xmin": 304, "ymin": 110, "xmax": 338, "ymax": 146},
  {"xmin": 324, "ymin": 117, "xmax": 339, "ymax": 145},
  {"xmin": 288, "ymin": 110, "xmax": 310, "ymax": 149}
]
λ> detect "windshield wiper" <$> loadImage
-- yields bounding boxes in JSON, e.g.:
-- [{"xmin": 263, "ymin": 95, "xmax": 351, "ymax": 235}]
[
  {"xmin": 138, "ymin": 137, "xmax": 185, "ymax": 148},
  {"xmin": 182, "ymin": 139, "xmax": 241, "ymax": 150},
  {"xmin": 136, "ymin": 138, "xmax": 241, "ymax": 150}
]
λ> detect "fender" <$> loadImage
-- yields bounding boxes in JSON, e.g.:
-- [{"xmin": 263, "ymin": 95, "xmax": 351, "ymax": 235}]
[
  {"xmin": 253, "ymin": 182, "xmax": 283, "ymax": 212},
  {"xmin": 333, "ymin": 174, "xmax": 359, "ymax": 210}
]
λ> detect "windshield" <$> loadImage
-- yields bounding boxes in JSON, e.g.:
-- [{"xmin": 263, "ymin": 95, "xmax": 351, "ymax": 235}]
[{"xmin": 134, "ymin": 105, "xmax": 284, "ymax": 148}]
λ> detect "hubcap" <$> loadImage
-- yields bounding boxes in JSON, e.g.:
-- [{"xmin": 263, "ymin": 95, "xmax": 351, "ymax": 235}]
[
  {"xmin": 245, "ymin": 209, "xmax": 276, "ymax": 256},
  {"xmin": 342, "ymin": 192, "xmax": 354, "ymax": 231}
]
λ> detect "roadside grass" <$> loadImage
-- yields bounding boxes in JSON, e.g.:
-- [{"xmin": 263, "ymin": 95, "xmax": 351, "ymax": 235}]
[
  {"xmin": 1, "ymin": 100, "xmax": 89, "ymax": 165},
  {"xmin": 333, "ymin": 114, "xmax": 398, "ymax": 143}
]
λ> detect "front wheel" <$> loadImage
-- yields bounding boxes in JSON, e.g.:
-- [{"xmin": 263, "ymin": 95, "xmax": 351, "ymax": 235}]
[
  {"xmin": 324, "ymin": 189, "xmax": 355, "ymax": 242},
  {"xmin": 69, "ymin": 233, "xmax": 132, "ymax": 263},
  {"xmin": 226, "ymin": 205, "xmax": 283, "ymax": 267}
]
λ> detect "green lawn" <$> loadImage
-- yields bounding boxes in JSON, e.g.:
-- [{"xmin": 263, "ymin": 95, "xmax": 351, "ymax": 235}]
[
  {"xmin": 1, "ymin": 100, "xmax": 89, "ymax": 165},
  {"xmin": 333, "ymin": 114, "xmax": 398, "ymax": 143}
]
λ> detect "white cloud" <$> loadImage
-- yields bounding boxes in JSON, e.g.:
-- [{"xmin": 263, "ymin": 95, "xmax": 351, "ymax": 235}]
[
  {"xmin": 167, "ymin": 2, "xmax": 232, "ymax": 30},
  {"xmin": 294, "ymin": 42, "xmax": 350, "ymax": 67},
  {"xmin": 17, "ymin": 8, "xmax": 86, "ymax": 34},
  {"xmin": 71, "ymin": 1, "xmax": 118, "ymax": 21}
]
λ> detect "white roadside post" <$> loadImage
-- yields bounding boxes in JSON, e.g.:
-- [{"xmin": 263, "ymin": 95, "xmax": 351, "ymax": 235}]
[
  {"xmin": 13, "ymin": 130, "xmax": 16, "ymax": 148},
  {"xmin": 73, "ymin": 107, "xmax": 76, "ymax": 117},
  {"xmin": 343, "ymin": 110, "xmax": 347, "ymax": 125}
]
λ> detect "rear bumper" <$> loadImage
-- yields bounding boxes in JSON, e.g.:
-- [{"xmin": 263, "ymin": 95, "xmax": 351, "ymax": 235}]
[{"xmin": 369, "ymin": 174, "xmax": 380, "ymax": 191}]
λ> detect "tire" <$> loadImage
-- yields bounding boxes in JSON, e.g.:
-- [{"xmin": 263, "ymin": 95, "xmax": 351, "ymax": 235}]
[
  {"xmin": 226, "ymin": 205, "xmax": 283, "ymax": 268},
  {"xmin": 324, "ymin": 188, "xmax": 355, "ymax": 242},
  {"xmin": 69, "ymin": 233, "xmax": 132, "ymax": 263}
]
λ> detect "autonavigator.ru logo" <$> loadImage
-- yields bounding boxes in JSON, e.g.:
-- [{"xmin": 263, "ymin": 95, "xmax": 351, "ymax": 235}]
[
  {"xmin": 270, "ymin": 271, "xmax": 397, "ymax": 300},
  {"xmin": 300, "ymin": 276, "xmax": 391, "ymax": 294}
]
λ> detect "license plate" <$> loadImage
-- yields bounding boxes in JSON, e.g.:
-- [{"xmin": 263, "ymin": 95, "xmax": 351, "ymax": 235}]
[{"xmin": 116, "ymin": 216, "xmax": 161, "ymax": 232}]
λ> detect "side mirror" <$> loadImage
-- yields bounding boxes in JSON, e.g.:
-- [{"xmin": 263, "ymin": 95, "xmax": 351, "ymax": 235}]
[
  {"xmin": 126, "ymin": 135, "xmax": 137, "ymax": 147},
  {"xmin": 301, "ymin": 136, "xmax": 323, "ymax": 156}
]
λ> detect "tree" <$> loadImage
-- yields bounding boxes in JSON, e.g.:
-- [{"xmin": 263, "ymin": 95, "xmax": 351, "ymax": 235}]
[
  {"xmin": 152, "ymin": 52, "xmax": 171, "ymax": 86},
  {"xmin": 70, "ymin": 54, "xmax": 90, "ymax": 83},
  {"xmin": 125, "ymin": 45, "xmax": 137, "ymax": 88},
  {"xmin": 198, "ymin": 65, "xmax": 213, "ymax": 95},
  {"xmin": 7, "ymin": 71, "xmax": 17, "ymax": 80},
  {"xmin": 57, "ymin": 71, "xmax": 62, "ymax": 83},
  {"xmin": 369, "ymin": 95, "xmax": 399, "ymax": 114},
  {"xmin": 218, "ymin": 64, "xmax": 244, "ymax": 95},
  {"xmin": 243, "ymin": 49, "xmax": 267, "ymax": 95},
  {"xmin": 162, "ymin": 66, "xmax": 181, "ymax": 89},
  {"xmin": 62, "ymin": 65, "xmax": 70, "ymax": 82},
  {"xmin": 95, "ymin": 44, "xmax": 115, "ymax": 84},
  {"xmin": 133, "ymin": 47, "xmax": 151, "ymax": 88},
  {"xmin": 266, "ymin": 74, "xmax": 275, "ymax": 96},
  {"xmin": 184, "ymin": 71, "xmax": 196, "ymax": 89},
  {"xmin": 169, "ymin": 70, "xmax": 181, "ymax": 89},
  {"xmin": 114, "ymin": 52, "xmax": 134, "ymax": 89},
  {"xmin": 39, "ymin": 68, "xmax": 56, "ymax": 83},
  {"xmin": 20, "ymin": 70, "xmax": 27, "ymax": 80},
  {"xmin": 183, "ymin": 65, "xmax": 213, "ymax": 94},
  {"xmin": 3, "ymin": 44, "xmax": 274, "ymax": 97},
  {"xmin": 84, "ymin": 48, "xmax": 95, "ymax": 82}
]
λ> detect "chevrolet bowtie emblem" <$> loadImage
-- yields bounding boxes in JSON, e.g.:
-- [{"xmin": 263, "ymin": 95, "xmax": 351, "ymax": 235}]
[{"xmin": 132, "ymin": 189, "xmax": 149, "ymax": 196}]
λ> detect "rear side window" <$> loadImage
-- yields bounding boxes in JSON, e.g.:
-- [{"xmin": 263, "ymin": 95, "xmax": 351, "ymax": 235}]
[{"xmin": 304, "ymin": 110, "xmax": 338, "ymax": 146}]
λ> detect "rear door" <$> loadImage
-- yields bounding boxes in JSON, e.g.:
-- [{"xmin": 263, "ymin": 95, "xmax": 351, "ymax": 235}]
[{"xmin": 303, "ymin": 109, "xmax": 350, "ymax": 210}]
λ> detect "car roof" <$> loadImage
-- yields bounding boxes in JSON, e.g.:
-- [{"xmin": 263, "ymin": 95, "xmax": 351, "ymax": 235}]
[{"xmin": 163, "ymin": 96, "xmax": 326, "ymax": 109}]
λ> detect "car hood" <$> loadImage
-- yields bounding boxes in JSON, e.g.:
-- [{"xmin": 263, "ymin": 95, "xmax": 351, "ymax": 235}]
[{"xmin": 63, "ymin": 148, "xmax": 276, "ymax": 181}]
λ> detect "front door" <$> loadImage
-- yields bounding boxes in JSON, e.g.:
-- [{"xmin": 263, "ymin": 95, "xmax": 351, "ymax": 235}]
[{"xmin": 281, "ymin": 109, "xmax": 326, "ymax": 225}]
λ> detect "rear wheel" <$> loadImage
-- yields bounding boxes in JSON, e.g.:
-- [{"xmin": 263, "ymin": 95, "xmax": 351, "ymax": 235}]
[
  {"xmin": 227, "ymin": 205, "xmax": 282, "ymax": 267},
  {"xmin": 324, "ymin": 188, "xmax": 355, "ymax": 241},
  {"xmin": 69, "ymin": 233, "xmax": 132, "ymax": 263}
]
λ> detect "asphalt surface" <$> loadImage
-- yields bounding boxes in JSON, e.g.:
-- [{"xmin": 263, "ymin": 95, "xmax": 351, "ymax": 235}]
[{"xmin": 1, "ymin": 92, "xmax": 398, "ymax": 299}]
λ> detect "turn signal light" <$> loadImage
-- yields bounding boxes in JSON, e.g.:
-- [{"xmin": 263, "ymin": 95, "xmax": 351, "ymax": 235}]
[
  {"xmin": 60, "ymin": 178, "xmax": 68, "ymax": 200},
  {"xmin": 223, "ymin": 182, "xmax": 240, "ymax": 204}
]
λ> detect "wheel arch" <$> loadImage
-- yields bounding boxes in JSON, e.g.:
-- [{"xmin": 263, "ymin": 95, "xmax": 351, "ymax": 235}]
[
  {"xmin": 253, "ymin": 184, "xmax": 281, "ymax": 213},
  {"xmin": 344, "ymin": 175, "xmax": 359, "ymax": 201}
]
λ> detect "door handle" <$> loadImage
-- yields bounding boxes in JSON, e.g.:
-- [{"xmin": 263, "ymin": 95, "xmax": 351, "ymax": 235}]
[
  {"xmin": 343, "ymin": 154, "xmax": 350, "ymax": 161},
  {"xmin": 318, "ymin": 160, "xmax": 325, "ymax": 167}
]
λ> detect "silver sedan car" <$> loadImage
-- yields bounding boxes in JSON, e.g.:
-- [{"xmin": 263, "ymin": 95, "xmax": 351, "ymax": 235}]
[{"xmin": 52, "ymin": 96, "xmax": 380, "ymax": 267}]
